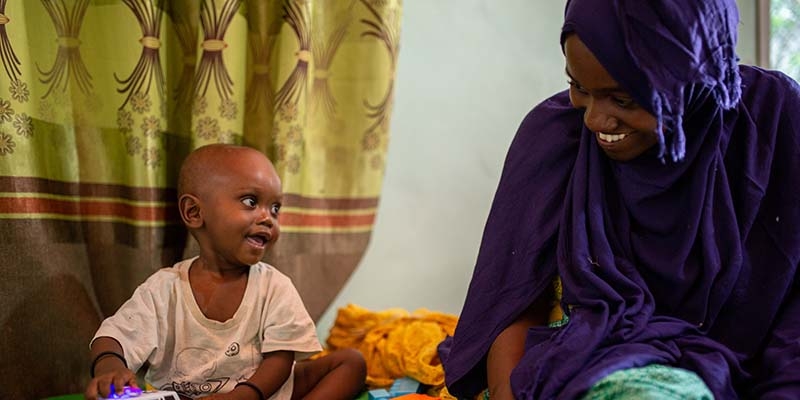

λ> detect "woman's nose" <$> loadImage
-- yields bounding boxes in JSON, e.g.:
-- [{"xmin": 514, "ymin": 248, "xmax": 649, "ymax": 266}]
[{"xmin": 584, "ymin": 99, "xmax": 619, "ymax": 132}]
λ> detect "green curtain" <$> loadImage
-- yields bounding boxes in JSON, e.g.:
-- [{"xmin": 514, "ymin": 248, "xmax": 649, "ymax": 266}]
[{"xmin": 0, "ymin": 0, "xmax": 401, "ymax": 397}]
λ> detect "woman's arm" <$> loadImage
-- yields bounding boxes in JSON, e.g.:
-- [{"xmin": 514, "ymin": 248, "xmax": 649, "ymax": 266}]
[{"xmin": 487, "ymin": 285, "xmax": 554, "ymax": 400}]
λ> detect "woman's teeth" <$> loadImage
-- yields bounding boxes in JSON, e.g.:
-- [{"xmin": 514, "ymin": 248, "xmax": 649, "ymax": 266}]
[{"xmin": 598, "ymin": 132, "xmax": 628, "ymax": 143}]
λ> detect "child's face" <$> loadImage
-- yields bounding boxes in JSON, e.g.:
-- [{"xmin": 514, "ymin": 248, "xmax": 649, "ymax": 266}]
[
  {"xmin": 564, "ymin": 34, "xmax": 659, "ymax": 162},
  {"xmin": 199, "ymin": 149, "xmax": 282, "ymax": 268}
]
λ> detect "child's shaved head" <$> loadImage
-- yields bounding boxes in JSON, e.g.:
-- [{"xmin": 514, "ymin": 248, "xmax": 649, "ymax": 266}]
[
  {"xmin": 178, "ymin": 144, "xmax": 272, "ymax": 199},
  {"xmin": 176, "ymin": 144, "xmax": 282, "ymax": 252}
]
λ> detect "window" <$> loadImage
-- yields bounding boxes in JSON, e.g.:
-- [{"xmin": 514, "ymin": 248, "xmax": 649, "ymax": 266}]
[{"xmin": 760, "ymin": 0, "xmax": 800, "ymax": 81}]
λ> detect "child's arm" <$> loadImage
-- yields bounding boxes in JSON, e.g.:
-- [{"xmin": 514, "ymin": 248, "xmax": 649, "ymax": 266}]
[
  {"xmin": 205, "ymin": 350, "xmax": 294, "ymax": 400},
  {"xmin": 486, "ymin": 286, "xmax": 553, "ymax": 400},
  {"xmin": 84, "ymin": 336, "xmax": 139, "ymax": 400}
]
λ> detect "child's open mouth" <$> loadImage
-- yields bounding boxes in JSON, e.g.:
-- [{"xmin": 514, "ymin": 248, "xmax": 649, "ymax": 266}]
[{"xmin": 247, "ymin": 234, "xmax": 269, "ymax": 248}]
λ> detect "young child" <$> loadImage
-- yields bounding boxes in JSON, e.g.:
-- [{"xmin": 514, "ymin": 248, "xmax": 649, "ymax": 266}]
[{"xmin": 85, "ymin": 144, "xmax": 366, "ymax": 400}]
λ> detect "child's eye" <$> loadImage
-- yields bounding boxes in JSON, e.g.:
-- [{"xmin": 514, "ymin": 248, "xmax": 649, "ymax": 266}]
[
  {"xmin": 568, "ymin": 80, "xmax": 588, "ymax": 94},
  {"xmin": 242, "ymin": 197, "xmax": 257, "ymax": 208},
  {"xmin": 271, "ymin": 203, "xmax": 281, "ymax": 215}
]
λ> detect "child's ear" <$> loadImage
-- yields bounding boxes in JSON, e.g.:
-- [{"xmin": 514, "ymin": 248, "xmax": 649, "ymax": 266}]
[{"xmin": 179, "ymin": 194, "xmax": 203, "ymax": 228}]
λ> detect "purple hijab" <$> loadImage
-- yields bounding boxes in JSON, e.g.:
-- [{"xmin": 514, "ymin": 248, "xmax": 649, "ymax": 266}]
[{"xmin": 438, "ymin": 0, "xmax": 800, "ymax": 398}]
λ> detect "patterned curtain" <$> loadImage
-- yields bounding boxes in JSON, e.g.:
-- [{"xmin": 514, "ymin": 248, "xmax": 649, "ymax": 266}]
[{"xmin": 0, "ymin": 0, "xmax": 401, "ymax": 397}]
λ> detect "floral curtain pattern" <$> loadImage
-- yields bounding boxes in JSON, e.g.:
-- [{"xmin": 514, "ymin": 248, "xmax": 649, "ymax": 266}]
[{"xmin": 0, "ymin": 0, "xmax": 401, "ymax": 397}]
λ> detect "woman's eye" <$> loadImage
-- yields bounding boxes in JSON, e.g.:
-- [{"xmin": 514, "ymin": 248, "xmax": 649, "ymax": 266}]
[
  {"xmin": 613, "ymin": 96, "xmax": 635, "ymax": 108},
  {"xmin": 568, "ymin": 80, "xmax": 588, "ymax": 94},
  {"xmin": 271, "ymin": 204, "xmax": 281, "ymax": 215},
  {"xmin": 242, "ymin": 198, "xmax": 257, "ymax": 208}
]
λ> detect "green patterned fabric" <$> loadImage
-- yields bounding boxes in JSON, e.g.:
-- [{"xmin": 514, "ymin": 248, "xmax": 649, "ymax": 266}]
[
  {"xmin": 481, "ymin": 365, "xmax": 712, "ymax": 400},
  {"xmin": 0, "ymin": 1, "xmax": 403, "ymax": 398},
  {"xmin": 582, "ymin": 364, "xmax": 713, "ymax": 400}
]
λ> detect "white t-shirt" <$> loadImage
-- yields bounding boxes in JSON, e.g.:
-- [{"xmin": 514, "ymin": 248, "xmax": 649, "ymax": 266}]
[{"xmin": 93, "ymin": 257, "xmax": 322, "ymax": 399}]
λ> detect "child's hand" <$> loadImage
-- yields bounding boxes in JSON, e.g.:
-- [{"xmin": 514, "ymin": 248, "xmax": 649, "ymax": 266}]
[{"xmin": 83, "ymin": 368, "xmax": 138, "ymax": 400}]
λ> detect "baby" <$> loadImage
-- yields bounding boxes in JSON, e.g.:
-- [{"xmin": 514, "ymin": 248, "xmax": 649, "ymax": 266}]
[{"xmin": 85, "ymin": 144, "xmax": 366, "ymax": 400}]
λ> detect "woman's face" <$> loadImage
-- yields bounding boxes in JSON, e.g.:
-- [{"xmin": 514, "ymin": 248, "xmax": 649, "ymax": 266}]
[{"xmin": 564, "ymin": 35, "xmax": 659, "ymax": 161}]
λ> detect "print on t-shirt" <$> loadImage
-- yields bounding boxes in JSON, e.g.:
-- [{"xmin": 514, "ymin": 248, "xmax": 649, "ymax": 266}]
[
  {"xmin": 161, "ymin": 347, "xmax": 230, "ymax": 397},
  {"xmin": 225, "ymin": 342, "xmax": 240, "ymax": 356}
]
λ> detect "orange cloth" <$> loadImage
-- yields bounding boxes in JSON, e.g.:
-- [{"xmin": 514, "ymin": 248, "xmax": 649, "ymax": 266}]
[
  {"xmin": 323, "ymin": 304, "xmax": 458, "ymax": 391},
  {"xmin": 393, "ymin": 394, "xmax": 439, "ymax": 400}
]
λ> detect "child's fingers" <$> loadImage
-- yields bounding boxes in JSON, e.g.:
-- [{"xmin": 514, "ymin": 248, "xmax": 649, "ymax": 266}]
[
  {"xmin": 85, "ymin": 376, "xmax": 115, "ymax": 400},
  {"xmin": 127, "ymin": 375, "xmax": 140, "ymax": 388},
  {"xmin": 100, "ymin": 378, "xmax": 116, "ymax": 398},
  {"xmin": 111, "ymin": 376, "xmax": 128, "ymax": 395},
  {"xmin": 85, "ymin": 370, "xmax": 137, "ymax": 400},
  {"xmin": 84, "ymin": 379, "xmax": 100, "ymax": 400}
]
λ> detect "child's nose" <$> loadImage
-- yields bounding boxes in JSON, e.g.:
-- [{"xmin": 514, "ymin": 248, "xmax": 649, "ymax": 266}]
[{"xmin": 257, "ymin": 208, "xmax": 273, "ymax": 226}]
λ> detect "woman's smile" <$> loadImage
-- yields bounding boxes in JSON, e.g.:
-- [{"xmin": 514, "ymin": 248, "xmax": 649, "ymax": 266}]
[{"xmin": 596, "ymin": 131, "xmax": 629, "ymax": 143}]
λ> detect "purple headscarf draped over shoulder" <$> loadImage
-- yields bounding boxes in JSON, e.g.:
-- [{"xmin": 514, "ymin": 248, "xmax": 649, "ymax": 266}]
[{"xmin": 439, "ymin": 0, "xmax": 800, "ymax": 398}]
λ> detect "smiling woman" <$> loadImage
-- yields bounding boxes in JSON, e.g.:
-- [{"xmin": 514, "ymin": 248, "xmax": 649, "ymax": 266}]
[
  {"xmin": 563, "ymin": 36, "xmax": 658, "ymax": 162},
  {"xmin": 438, "ymin": 0, "xmax": 800, "ymax": 398}
]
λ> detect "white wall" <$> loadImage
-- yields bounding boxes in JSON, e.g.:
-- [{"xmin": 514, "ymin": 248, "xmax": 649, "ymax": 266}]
[
  {"xmin": 316, "ymin": 0, "xmax": 759, "ymax": 339},
  {"xmin": 737, "ymin": 0, "xmax": 758, "ymax": 65},
  {"xmin": 316, "ymin": 0, "xmax": 567, "ymax": 337}
]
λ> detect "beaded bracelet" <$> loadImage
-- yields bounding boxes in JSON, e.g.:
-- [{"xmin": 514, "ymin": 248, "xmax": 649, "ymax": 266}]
[
  {"xmin": 90, "ymin": 351, "xmax": 128, "ymax": 378},
  {"xmin": 235, "ymin": 381, "xmax": 266, "ymax": 400}
]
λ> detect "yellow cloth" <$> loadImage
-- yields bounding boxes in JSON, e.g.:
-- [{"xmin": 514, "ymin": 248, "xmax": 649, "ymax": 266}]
[
  {"xmin": 322, "ymin": 297, "xmax": 563, "ymax": 400},
  {"xmin": 322, "ymin": 304, "xmax": 458, "ymax": 391}
]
